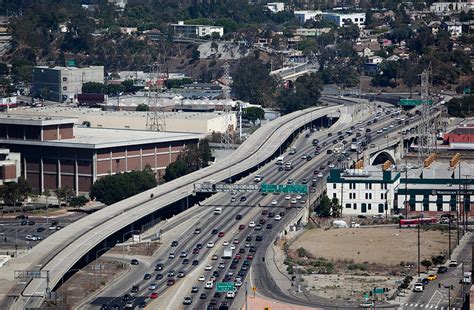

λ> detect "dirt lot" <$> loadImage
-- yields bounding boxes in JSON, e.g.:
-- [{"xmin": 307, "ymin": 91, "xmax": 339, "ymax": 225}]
[
  {"xmin": 285, "ymin": 227, "xmax": 450, "ymax": 302},
  {"xmin": 290, "ymin": 227, "xmax": 449, "ymax": 265}
]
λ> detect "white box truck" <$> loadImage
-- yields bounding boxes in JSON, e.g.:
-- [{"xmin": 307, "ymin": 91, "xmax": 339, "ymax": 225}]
[{"xmin": 223, "ymin": 248, "xmax": 233, "ymax": 259}]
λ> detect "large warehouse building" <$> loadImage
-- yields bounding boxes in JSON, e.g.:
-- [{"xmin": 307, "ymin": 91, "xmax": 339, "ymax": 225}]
[
  {"xmin": 0, "ymin": 114, "xmax": 204, "ymax": 193},
  {"xmin": 11, "ymin": 107, "xmax": 237, "ymax": 135}
]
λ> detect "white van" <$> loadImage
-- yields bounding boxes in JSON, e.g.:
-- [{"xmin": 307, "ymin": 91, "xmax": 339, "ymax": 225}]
[
  {"xmin": 205, "ymin": 281, "xmax": 214, "ymax": 289},
  {"xmin": 226, "ymin": 290, "xmax": 235, "ymax": 298},
  {"xmin": 254, "ymin": 175, "xmax": 262, "ymax": 182},
  {"xmin": 214, "ymin": 208, "xmax": 222, "ymax": 215}
]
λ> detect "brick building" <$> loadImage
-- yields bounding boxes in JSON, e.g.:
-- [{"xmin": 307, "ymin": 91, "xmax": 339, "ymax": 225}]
[{"xmin": 0, "ymin": 115, "xmax": 203, "ymax": 193}]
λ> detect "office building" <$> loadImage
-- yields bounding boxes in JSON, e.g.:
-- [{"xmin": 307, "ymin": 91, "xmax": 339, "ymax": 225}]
[
  {"xmin": 0, "ymin": 148, "xmax": 20, "ymax": 185},
  {"xmin": 0, "ymin": 115, "xmax": 204, "ymax": 193},
  {"xmin": 294, "ymin": 10, "xmax": 322, "ymax": 25},
  {"xmin": 266, "ymin": 2, "xmax": 285, "ymax": 13},
  {"xmin": 326, "ymin": 167, "xmax": 400, "ymax": 216},
  {"xmin": 32, "ymin": 66, "xmax": 104, "ymax": 102}
]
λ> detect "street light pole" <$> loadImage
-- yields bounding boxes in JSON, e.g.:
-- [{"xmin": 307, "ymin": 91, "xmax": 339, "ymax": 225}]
[{"xmin": 417, "ymin": 211, "xmax": 422, "ymax": 277}]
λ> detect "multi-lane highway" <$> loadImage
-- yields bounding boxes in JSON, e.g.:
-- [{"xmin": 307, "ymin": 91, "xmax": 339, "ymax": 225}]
[{"xmin": 87, "ymin": 102, "xmax": 418, "ymax": 310}]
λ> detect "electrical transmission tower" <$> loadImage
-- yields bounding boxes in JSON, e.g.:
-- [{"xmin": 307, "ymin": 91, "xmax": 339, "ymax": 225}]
[
  {"xmin": 146, "ymin": 62, "xmax": 167, "ymax": 132},
  {"xmin": 417, "ymin": 64, "xmax": 435, "ymax": 163},
  {"xmin": 221, "ymin": 62, "xmax": 233, "ymax": 149}
]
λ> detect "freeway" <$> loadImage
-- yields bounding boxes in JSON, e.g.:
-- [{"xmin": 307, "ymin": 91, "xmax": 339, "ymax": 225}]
[
  {"xmin": 5, "ymin": 101, "xmax": 349, "ymax": 309},
  {"xmin": 88, "ymin": 102, "xmax": 409, "ymax": 309}
]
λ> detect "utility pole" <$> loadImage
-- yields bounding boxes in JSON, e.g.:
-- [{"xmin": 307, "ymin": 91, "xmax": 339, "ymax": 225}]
[
  {"xmin": 417, "ymin": 211, "xmax": 422, "ymax": 277},
  {"xmin": 405, "ymin": 158, "xmax": 409, "ymax": 219},
  {"xmin": 146, "ymin": 61, "xmax": 167, "ymax": 132}
]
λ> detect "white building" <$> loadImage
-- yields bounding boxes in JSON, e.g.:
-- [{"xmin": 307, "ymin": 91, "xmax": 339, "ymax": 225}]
[
  {"xmin": 171, "ymin": 21, "xmax": 224, "ymax": 38},
  {"xmin": 430, "ymin": 2, "xmax": 474, "ymax": 14},
  {"xmin": 322, "ymin": 12, "xmax": 366, "ymax": 28},
  {"xmin": 326, "ymin": 167, "xmax": 400, "ymax": 216},
  {"xmin": 294, "ymin": 10, "xmax": 322, "ymax": 25},
  {"xmin": 266, "ymin": 2, "xmax": 285, "ymax": 13}
]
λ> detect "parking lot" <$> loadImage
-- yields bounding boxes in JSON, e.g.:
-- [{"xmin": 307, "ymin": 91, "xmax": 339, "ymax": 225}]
[{"xmin": 0, "ymin": 212, "xmax": 86, "ymax": 250}]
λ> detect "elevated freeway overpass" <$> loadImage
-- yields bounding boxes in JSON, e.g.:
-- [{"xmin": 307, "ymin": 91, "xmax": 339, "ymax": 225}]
[{"xmin": 2, "ymin": 98, "xmax": 366, "ymax": 309}]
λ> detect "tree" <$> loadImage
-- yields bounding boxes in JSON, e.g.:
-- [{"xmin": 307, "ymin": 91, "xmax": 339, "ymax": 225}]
[
  {"xmin": 331, "ymin": 197, "xmax": 342, "ymax": 217},
  {"xmin": 191, "ymin": 48, "xmax": 200, "ymax": 61},
  {"xmin": 121, "ymin": 80, "xmax": 142, "ymax": 94},
  {"xmin": 135, "ymin": 103, "xmax": 149, "ymax": 111},
  {"xmin": 70, "ymin": 195, "xmax": 89, "ymax": 208},
  {"xmin": 0, "ymin": 63, "xmax": 9, "ymax": 75},
  {"xmin": 90, "ymin": 169, "xmax": 157, "ymax": 205},
  {"xmin": 276, "ymin": 73, "xmax": 323, "ymax": 114},
  {"xmin": 243, "ymin": 107, "xmax": 265, "ymax": 126},
  {"xmin": 316, "ymin": 194, "xmax": 332, "ymax": 217},
  {"xmin": 232, "ymin": 56, "xmax": 276, "ymax": 105},
  {"xmin": 421, "ymin": 259, "xmax": 432, "ymax": 269},
  {"xmin": 55, "ymin": 186, "xmax": 75, "ymax": 206},
  {"xmin": 82, "ymin": 82, "xmax": 107, "ymax": 94}
]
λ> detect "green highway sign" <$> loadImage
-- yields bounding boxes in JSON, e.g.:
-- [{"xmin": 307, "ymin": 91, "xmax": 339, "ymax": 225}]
[
  {"xmin": 464, "ymin": 87, "xmax": 471, "ymax": 94},
  {"xmin": 374, "ymin": 288, "xmax": 385, "ymax": 294},
  {"xmin": 399, "ymin": 99, "xmax": 433, "ymax": 106},
  {"xmin": 260, "ymin": 183, "xmax": 308, "ymax": 194},
  {"xmin": 216, "ymin": 282, "xmax": 235, "ymax": 292}
]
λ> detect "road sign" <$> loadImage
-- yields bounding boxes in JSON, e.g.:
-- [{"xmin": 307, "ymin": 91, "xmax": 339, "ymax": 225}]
[
  {"xmin": 373, "ymin": 288, "xmax": 385, "ymax": 294},
  {"xmin": 260, "ymin": 183, "xmax": 308, "ymax": 194},
  {"xmin": 399, "ymin": 99, "xmax": 433, "ymax": 106},
  {"xmin": 216, "ymin": 282, "xmax": 235, "ymax": 292}
]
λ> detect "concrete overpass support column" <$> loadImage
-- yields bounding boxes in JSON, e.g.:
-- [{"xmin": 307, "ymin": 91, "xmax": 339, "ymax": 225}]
[{"xmin": 40, "ymin": 158, "xmax": 44, "ymax": 193}]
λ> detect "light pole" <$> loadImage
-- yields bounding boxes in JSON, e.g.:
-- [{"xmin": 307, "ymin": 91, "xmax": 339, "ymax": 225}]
[{"xmin": 417, "ymin": 211, "xmax": 423, "ymax": 277}]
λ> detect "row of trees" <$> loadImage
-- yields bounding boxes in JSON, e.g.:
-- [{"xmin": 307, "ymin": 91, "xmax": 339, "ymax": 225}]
[
  {"xmin": 82, "ymin": 80, "xmax": 142, "ymax": 95},
  {"xmin": 164, "ymin": 139, "xmax": 212, "ymax": 182},
  {"xmin": 316, "ymin": 195, "xmax": 342, "ymax": 218},
  {"xmin": 446, "ymin": 95, "xmax": 474, "ymax": 117}
]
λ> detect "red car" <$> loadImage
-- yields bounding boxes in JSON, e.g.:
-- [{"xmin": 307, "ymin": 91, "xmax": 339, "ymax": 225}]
[
  {"xmin": 247, "ymin": 255, "xmax": 254, "ymax": 260},
  {"xmin": 238, "ymin": 224, "xmax": 245, "ymax": 230},
  {"xmin": 218, "ymin": 231, "xmax": 225, "ymax": 237},
  {"xmin": 192, "ymin": 248, "xmax": 200, "ymax": 254},
  {"xmin": 234, "ymin": 254, "xmax": 241, "ymax": 260},
  {"xmin": 150, "ymin": 292, "xmax": 158, "ymax": 299}
]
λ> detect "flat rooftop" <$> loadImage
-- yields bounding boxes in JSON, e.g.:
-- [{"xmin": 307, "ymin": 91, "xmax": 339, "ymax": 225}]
[
  {"xmin": 0, "ymin": 113, "xmax": 77, "ymax": 126},
  {"xmin": 403, "ymin": 161, "xmax": 473, "ymax": 180},
  {"xmin": 11, "ymin": 107, "xmax": 233, "ymax": 121},
  {"xmin": 0, "ymin": 127, "xmax": 204, "ymax": 149}
]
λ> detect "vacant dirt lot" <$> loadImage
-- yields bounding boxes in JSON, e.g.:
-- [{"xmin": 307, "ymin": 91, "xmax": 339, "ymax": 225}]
[{"xmin": 290, "ymin": 227, "xmax": 449, "ymax": 265}]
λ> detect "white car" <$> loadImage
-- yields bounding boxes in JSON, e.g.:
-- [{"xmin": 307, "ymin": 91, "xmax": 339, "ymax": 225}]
[
  {"xmin": 218, "ymin": 262, "xmax": 226, "ymax": 269},
  {"xmin": 329, "ymin": 164, "xmax": 335, "ymax": 168},
  {"xmin": 235, "ymin": 281, "xmax": 243, "ymax": 287},
  {"xmin": 317, "ymin": 173, "xmax": 323, "ymax": 178},
  {"xmin": 207, "ymin": 242, "xmax": 214, "ymax": 248},
  {"xmin": 248, "ymin": 221, "xmax": 256, "ymax": 228},
  {"xmin": 285, "ymin": 195, "xmax": 291, "ymax": 200},
  {"xmin": 205, "ymin": 265, "xmax": 213, "ymax": 271},
  {"xmin": 205, "ymin": 281, "xmax": 214, "ymax": 289},
  {"xmin": 271, "ymin": 200, "xmax": 278, "ymax": 206},
  {"xmin": 413, "ymin": 283, "xmax": 424, "ymax": 292},
  {"xmin": 275, "ymin": 215, "xmax": 281, "ymax": 221},
  {"xmin": 301, "ymin": 155, "xmax": 307, "ymax": 159},
  {"xmin": 226, "ymin": 291, "xmax": 236, "ymax": 299},
  {"xmin": 198, "ymin": 275, "xmax": 206, "ymax": 282},
  {"xmin": 230, "ymin": 245, "xmax": 236, "ymax": 250},
  {"xmin": 148, "ymin": 283, "xmax": 157, "ymax": 290},
  {"xmin": 296, "ymin": 195, "xmax": 302, "ymax": 200},
  {"xmin": 222, "ymin": 241, "xmax": 229, "ymax": 246},
  {"xmin": 291, "ymin": 198, "xmax": 297, "ymax": 204}
]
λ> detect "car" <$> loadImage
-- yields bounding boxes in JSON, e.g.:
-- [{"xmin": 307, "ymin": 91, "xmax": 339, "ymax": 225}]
[
  {"xmin": 301, "ymin": 155, "xmax": 307, "ymax": 159},
  {"xmin": 198, "ymin": 275, "xmax": 206, "ymax": 281},
  {"xmin": 226, "ymin": 291, "xmax": 236, "ymax": 299},
  {"xmin": 148, "ymin": 283, "xmax": 157, "ymax": 290},
  {"xmin": 138, "ymin": 301, "xmax": 147, "ymax": 308},
  {"xmin": 122, "ymin": 294, "xmax": 132, "ymax": 301},
  {"xmin": 245, "ymin": 236, "xmax": 252, "ymax": 242},
  {"xmin": 167, "ymin": 279, "xmax": 176, "ymax": 286},
  {"xmin": 182, "ymin": 259, "xmax": 189, "ymax": 264},
  {"xmin": 183, "ymin": 296, "xmax": 193, "ymax": 305},
  {"xmin": 155, "ymin": 273, "xmax": 163, "ymax": 280},
  {"xmin": 317, "ymin": 173, "xmax": 323, "ymax": 178},
  {"xmin": 212, "ymin": 254, "xmax": 218, "ymax": 260},
  {"xmin": 209, "ymin": 299, "xmax": 218, "ymax": 306},
  {"xmin": 413, "ymin": 283, "xmax": 424, "ymax": 292},
  {"xmin": 271, "ymin": 200, "xmax": 278, "ymax": 206},
  {"xmin": 238, "ymin": 224, "xmax": 245, "ymax": 230},
  {"xmin": 449, "ymin": 260, "xmax": 458, "ymax": 267},
  {"xmin": 218, "ymin": 231, "xmax": 225, "ymax": 237},
  {"xmin": 255, "ymin": 224, "xmax": 262, "ymax": 230},
  {"xmin": 169, "ymin": 253, "xmax": 175, "ymax": 259},
  {"xmin": 275, "ymin": 215, "xmax": 281, "ymax": 221},
  {"xmin": 211, "ymin": 228, "xmax": 218, "ymax": 234},
  {"xmin": 191, "ymin": 286, "xmax": 199, "ymax": 293},
  {"xmin": 100, "ymin": 304, "xmax": 110, "ymax": 310},
  {"xmin": 420, "ymin": 278, "xmax": 429, "ymax": 285},
  {"xmin": 167, "ymin": 270, "xmax": 175, "ymax": 277},
  {"xmin": 222, "ymin": 240, "xmax": 229, "ymax": 246},
  {"xmin": 155, "ymin": 263, "xmax": 163, "ymax": 270},
  {"xmin": 427, "ymin": 274, "xmax": 437, "ymax": 281},
  {"xmin": 230, "ymin": 197, "xmax": 236, "ymax": 202},
  {"xmin": 177, "ymin": 271, "xmax": 186, "ymax": 278},
  {"xmin": 131, "ymin": 285, "xmax": 139, "ymax": 293},
  {"xmin": 125, "ymin": 301, "xmax": 134, "ymax": 309},
  {"xmin": 207, "ymin": 242, "xmax": 215, "ymax": 248},
  {"xmin": 27, "ymin": 220, "xmax": 35, "ymax": 226},
  {"xmin": 291, "ymin": 198, "xmax": 297, "ymax": 204},
  {"xmin": 194, "ymin": 228, "xmax": 201, "ymax": 234},
  {"xmin": 266, "ymin": 224, "xmax": 273, "ymax": 229},
  {"xmin": 296, "ymin": 194, "xmax": 302, "ymax": 200},
  {"xmin": 239, "ymin": 248, "xmax": 245, "ymax": 254},
  {"xmin": 192, "ymin": 259, "xmax": 199, "ymax": 266},
  {"xmin": 143, "ymin": 273, "xmax": 151, "ymax": 280},
  {"xmin": 205, "ymin": 265, "xmax": 213, "ymax": 271},
  {"xmin": 240, "ymin": 196, "xmax": 246, "ymax": 202},
  {"xmin": 180, "ymin": 251, "xmax": 187, "ymax": 258},
  {"xmin": 235, "ymin": 214, "xmax": 242, "ymax": 220},
  {"xmin": 256, "ymin": 235, "xmax": 263, "ymax": 241},
  {"xmin": 150, "ymin": 292, "xmax": 158, "ymax": 299},
  {"xmin": 360, "ymin": 301, "xmax": 374, "ymax": 308},
  {"xmin": 205, "ymin": 281, "xmax": 214, "ymax": 289},
  {"xmin": 259, "ymin": 219, "xmax": 266, "ymax": 224},
  {"xmin": 36, "ymin": 227, "xmax": 45, "ymax": 233},
  {"xmin": 248, "ymin": 221, "xmax": 256, "ymax": 228},
  {"xmin": 280, "ymin": 211, "xmax": 285, "ymax": 217},
  {"xmin": 437, "ymin": 266, "xmax": 448, "ymax": 274},
  {"xmin": 171, "ymin": 240, "xmax": 178, "ymax": 247},
  {"xmin": 192, "ymin": 248, "xmax": 200, "ymax": 254},
  {"xmin": 48, "ymin": 224, "xmax": 57, "ymax": 230},
  {"xmin": 285, "ymin": 194, "xmax": 291, "ymax": 200},
  {"xmin": 218, "ymin": 262, "xmax": 226, "ymax": 269},
  {"xmin": 233, "ymin": 239, "xmax": 239, "ymax": 244},
  {"xmin": 230, "ymin": 244, "xmax": 236, "ymax": 250},
  {"xmin": 261, "ymin": 210, "xmax": 268, "ymax": 215}
]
